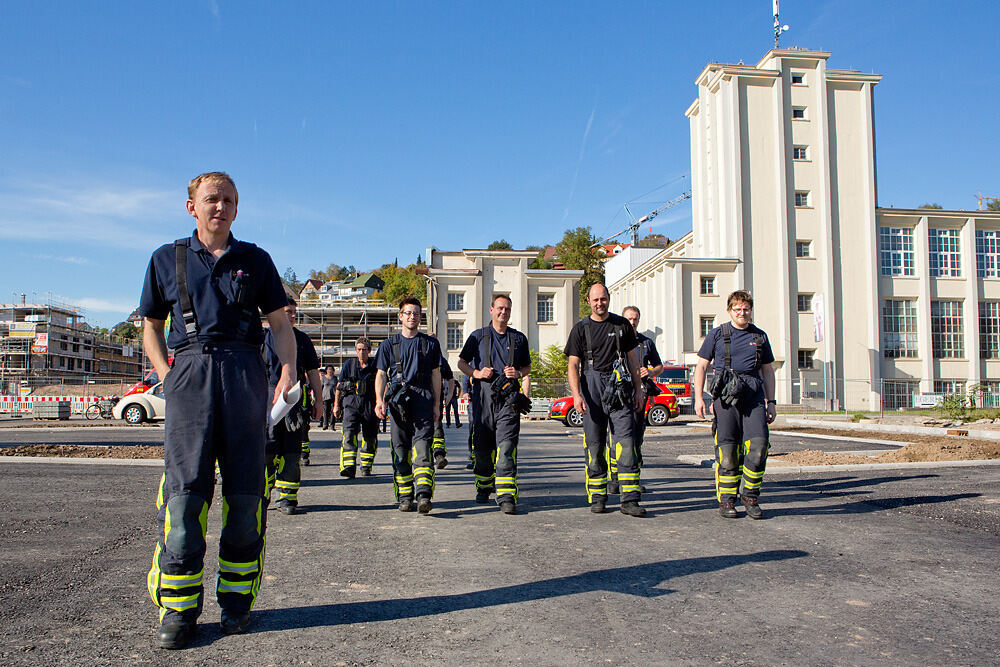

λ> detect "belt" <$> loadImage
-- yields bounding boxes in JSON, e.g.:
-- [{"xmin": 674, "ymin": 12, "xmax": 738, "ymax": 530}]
[{"xmin": 175, "ymin": 341, "xmax": 259, "ymax": 355}]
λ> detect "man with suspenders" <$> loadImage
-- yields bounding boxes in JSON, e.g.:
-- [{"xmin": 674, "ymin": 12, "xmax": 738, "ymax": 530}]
[
  {"xmin": 565, "ymin": 284, "xmax": 646, "ymax": 517},
  {"xmin": 139, "ymin": 172, "xmax": 296, "ymax": 648},
  {"xmin": 335, "ymin": 337, "xmax": 379, "ymax": 478},
  {"xmin": 457, "ymin": 294, "xmax": 532, "ymax": 514}
]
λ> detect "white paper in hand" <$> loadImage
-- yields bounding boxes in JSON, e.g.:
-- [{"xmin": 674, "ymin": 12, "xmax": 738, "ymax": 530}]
[{"xmin": 269, "ymin": 381, "xmax": 302, "ymax": 427}]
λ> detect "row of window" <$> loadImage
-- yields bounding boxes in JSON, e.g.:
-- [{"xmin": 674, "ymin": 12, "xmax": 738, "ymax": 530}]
[
  {"xmin": 446, "ymin": 293, "xmax": 555, "ymax": 322},
  {"xmin": 879, "ymin": 227, "xmax": 1000, "ymax": 278},
  {"xmin": 883, "ymin": 380, "xmax": 1000, "ymax": 410},
  {"xmin": 882, "ymin": 299, "xmax": 1000, "ymax": 359}
]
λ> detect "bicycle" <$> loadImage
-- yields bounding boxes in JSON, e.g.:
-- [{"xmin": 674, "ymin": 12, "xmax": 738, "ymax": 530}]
[{"xmin": 85, "ymin": 397, "xmax": 119, "ymax": 420}]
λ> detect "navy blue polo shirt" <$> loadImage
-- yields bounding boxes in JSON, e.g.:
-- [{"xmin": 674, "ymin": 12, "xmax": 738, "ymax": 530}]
[
  {"xmin": 459, "ymin": 325, "xmax": 530, "ymax": 373},
  {"xmin": 636, "ymin": 332, "xmax": 662, "ymax": 369},
  {"xmin": 138, "ymin": 231, "xmax": 287, "ymax": 349},
  {"xmin": 264, "ymin": 326, "xmax": 320, "ymax": 390},
  {"xmin": 375, "ymin": 333, "xmax": 441, "ymax": 390},
  {"xmin": 697, "ymin": 323, "xmax": 774, "ymax": 375}
]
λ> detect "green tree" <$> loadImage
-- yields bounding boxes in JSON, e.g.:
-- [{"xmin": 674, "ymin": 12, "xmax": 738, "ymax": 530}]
[
  {"xmin": 528, "ymin": 245, "xmax": 554, "ymax": 269},
  {"xmin": 986, "ymin": 198, "xmax": 1000, "ymax": 212},
  {"xmin": 111, "ymin": 322, "xmax": 140, "ymax": 342},
  {"xmin": 308, "ymin": 263, "xmax": 350, "ymax": 282},
  {"xmin": 375, "ymin": 263, "xmax": 427, "ymax": 305},
  {"xmin": 282, "ymin": 267, "xmax": 303, "ymax": 292},
  {"xmin": 555, "ymin": 226, "xmax": 605, "ymax": 317},
  {"xmin": 487, "ymin": 239, "xmax": 513, "ymax": 250},
  {"xmin": 919, "ymin": 203, "xmax": 943, "ymax": 209},
  {"xmin": 636, "ymin": 233, "xmax": 670, "ymax": 248}
]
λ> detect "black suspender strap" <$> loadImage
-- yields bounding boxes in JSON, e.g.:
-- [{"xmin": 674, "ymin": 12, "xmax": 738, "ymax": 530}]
[
  {"xmin": 391, "ymin": 336, "xmax": 403, "ymax": 381},
  {"xmin": 722, "ymin": 322, "xmax": 732, "ymax": 370},
  {"xmin": 583, "ymin": 320, "xmax": 595, "ymax": 371},
  {"xmin": 174, "ymin": 239, "xmax": 198, "ymax": 338}
]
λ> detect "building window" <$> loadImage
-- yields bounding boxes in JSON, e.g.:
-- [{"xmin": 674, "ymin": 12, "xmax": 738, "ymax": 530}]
[
  {"xmin": 699, "ymin": 316, "xmax": 714, "ymax": 338},
  {"xmin": 797, "ymin": 294, "xmax": 813, "ymax": 312},
  {"xmin": 882, "ymin": 300, "xmax": 918, "ymax": 358},
  {"xmin": 882, "ymin": 380, "xmax": 918, "ymax": 410},
  {"xmin": 446, "ymin": 322, "xmax": 463, "ymax": 351},
  {"xmin": 928, "ymin": 228, "xmax": 962, "ymax": 277},
  {"xmin": 976, "ymin": 229, "xmax": 1000, "ymax": 278},
  {"xmin": 792, "ymin": 146, "xmax": 808, "ymax": 160},
  {"xmin": 797, "ymin": 349, "xmax": 815, "ymax": 369},
  {"xmin": 794, "ymin": 191, "xmax": 810, "ymax": 207},
  {"xmin": 934, "ymin": 380, "xmax": 966, "ymax": 396},
  {"xmin": 536, "ymin": 294, "xmax": 554, "ymax": 323},
  {"xmin": 792, "ymin": 106, "xmax": 807, "ymax": 120},
  {"xmin": 796, "ymin": 240, "xmax": 812, "ymax": 258},
  {"xmin": 930, "ymin": 301, "xmax": 964, "ymax": 358},
  {"xmin": 791, "ymin": 72, "xmax": 805, "ymax": 85},
  {"xmin": 700, "ymin": 276, "xmax": 716, "ymax": 295},
  {"xmin": 980, "ymin": 301, "xmax": 1000, "ymax": 359},
  {"xmin": 446, "ymin": 293, "xmax": 464, "ymax": 312},
  {"xmin": 879, "ymin": 227, "xmax": 915, "ymax": 276}
]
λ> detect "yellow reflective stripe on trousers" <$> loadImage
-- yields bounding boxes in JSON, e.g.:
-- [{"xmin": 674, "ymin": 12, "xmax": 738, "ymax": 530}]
[
  {"xmin": 155, "ymin": 473, "xmax": 166, "ymax": 510},
  {"xmin": 160, "ymin": 593, "xmax": 200, "ymax": 611},
  {"xmin": 219, "ymin": 558, "xmax": 260, "ymax": 575},
  {"xmin": 218, "ymin": 578, "xmax": 254, "ymax": 594},
  {"xmin": 159, "ymin": 570, "xmax": 203, "ymax": 589}
]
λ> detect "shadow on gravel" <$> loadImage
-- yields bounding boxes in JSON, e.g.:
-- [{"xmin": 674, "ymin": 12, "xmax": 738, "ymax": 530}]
[
  {"xmin": 769, "ymin": 474, "xmax": 939, "ymax": 492},
  {"xmin": 763, "ymin": 493, "xmax": 980, "ymax": 517},
  {"xmin": 258, "ymin": 549, "xmax": 809, "ymax": 630}
]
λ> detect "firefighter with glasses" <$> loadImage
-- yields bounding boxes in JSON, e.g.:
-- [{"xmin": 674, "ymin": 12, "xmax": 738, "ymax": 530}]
[{"xmin": 693, "ymin": 290, "xmax": 777, "ymax": 519}]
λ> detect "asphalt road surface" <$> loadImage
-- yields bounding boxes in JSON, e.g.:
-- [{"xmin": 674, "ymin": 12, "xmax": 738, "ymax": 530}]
[{"xmin": 2, "ymin": 421, "xmax": 998, "ymax": 666}]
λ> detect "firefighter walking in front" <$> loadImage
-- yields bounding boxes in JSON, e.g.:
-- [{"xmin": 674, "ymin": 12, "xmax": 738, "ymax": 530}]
[
  {"xmin": 693, "ymin": 290, "xmax": 777, "ymax": 520},
  {"xmin": 139, "ymin": 172, "xmax": 296, "ymax": 649}
]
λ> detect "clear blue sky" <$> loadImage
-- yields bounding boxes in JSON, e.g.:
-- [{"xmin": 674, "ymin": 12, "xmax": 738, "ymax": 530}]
[{"xmin": 1, "ymin": 1, "xmax": 997, "ymax": 327}]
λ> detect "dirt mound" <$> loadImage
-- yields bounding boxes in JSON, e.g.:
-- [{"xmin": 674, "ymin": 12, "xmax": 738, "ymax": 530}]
[
  {"xmin": 772, "ymin": 438, "xmax": 1000, "ymax": 466},
  {"xmin": 29, "ymin": 385, "xmax": 126, "ymax": 397},
  {"xmin": 0, "ymin": 444, "xmax": 162, "ymax": 459}
]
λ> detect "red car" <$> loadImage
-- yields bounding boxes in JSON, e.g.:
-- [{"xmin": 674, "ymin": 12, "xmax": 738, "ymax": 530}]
[
  {"xmin": 548, "ymin": 380, "xmax": 680, "ymax": 427},
  {"xmin": 122, "ymin": 362, "xmax": 171, "ymax": 398}
]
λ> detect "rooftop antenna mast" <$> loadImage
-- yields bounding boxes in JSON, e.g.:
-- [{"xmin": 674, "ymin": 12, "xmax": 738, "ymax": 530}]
[{"xmin": 773, "ymin": 0, "xmax": 789, "ymax": 48}]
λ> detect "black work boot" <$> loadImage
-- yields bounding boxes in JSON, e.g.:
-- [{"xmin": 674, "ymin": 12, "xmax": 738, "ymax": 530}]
[
  {"xmin": 499, "ymin": 500, "xmax": 517, "ymax": 515},
  {"xmin": 340, "ymin": 465, "xmax": 356, "ymax": 479},
  {"xmin": 620, "ymin": 501, "xmax": 647, "ymax": 517},
  {"xmin": 220, "ymin": 610, "xmax": 251, "ymax": 635},
  {"xmin": 434, "ymin": 452, "xmax": 449, "ymax": 469},
  {"xmin": 156, "ymin": 612, "xmax": 196, "ymax": 650},
  {"xmin": 398, "ymin": 498, "xmax": 415, "ymax": 512},
  {"xmin": 742, "ymin": 494, "xmax": 763, "ymax": 520},
  {"xmin": 416, "ymin": 495, "xmax": 433, "ymax": 514},
  {"xmin": 275, "ymin": 499, "xmax": 302, "ymax": 515},
  {"xmin": 590, "ymin": 497, "xmax": 607, "ymax": 514},
  {"xmin": 359, "ymin": 467, "xmax": 372, "ymax": 477},
  {"xmin": 476, "ymin": 487, "xmax": 494, "ymax": 504},
  {"xmin": 719, "ymin": 500, "xmax": 739, "ymax": 519},
  {"xmin": 300, "ymin": 454, "xmax": 310, "ymax": 466}
]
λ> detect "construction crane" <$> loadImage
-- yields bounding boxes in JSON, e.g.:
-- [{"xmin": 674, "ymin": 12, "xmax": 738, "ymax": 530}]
[
  {"xmin": 977, "ymin": 191, "xmax": 999, "ymax": 211},
  {"xmin": 596, "ymin": 191, "xmax": 692, "ymax": 248}
]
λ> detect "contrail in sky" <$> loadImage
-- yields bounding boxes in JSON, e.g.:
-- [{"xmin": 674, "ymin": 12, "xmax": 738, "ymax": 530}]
[{"xmin": 562, "ymin": 106, "xmax": 595, "ymax": 223}]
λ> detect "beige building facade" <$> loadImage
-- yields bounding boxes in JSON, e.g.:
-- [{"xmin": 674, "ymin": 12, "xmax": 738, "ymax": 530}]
[
  {"xmin": 424, "ymin": 247, "xmax": 583, "ymax": 369},
  {"xmin": 609, "ymin": 48, "xmax": 1000, "ymax": 410}
]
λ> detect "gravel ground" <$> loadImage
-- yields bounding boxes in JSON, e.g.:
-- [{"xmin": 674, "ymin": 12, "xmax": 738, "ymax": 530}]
[{"xmin": 1, "ymin": 422, "xmax": 999, "ymax": 666}]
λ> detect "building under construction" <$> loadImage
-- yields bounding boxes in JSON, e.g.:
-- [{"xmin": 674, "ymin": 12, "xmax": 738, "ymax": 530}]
[
  {"xmin": 0, "ymin": 299, "xmax": 144, "ymax": 394},
  {"xmin": 294, "ymin": 300, "xmax": 415, "ymax": 370}
]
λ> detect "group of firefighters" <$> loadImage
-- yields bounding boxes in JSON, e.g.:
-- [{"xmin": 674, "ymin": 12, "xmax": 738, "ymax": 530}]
[{"xmin": 138, "ymin": 172, "xmax": 777, "ymax": 649}]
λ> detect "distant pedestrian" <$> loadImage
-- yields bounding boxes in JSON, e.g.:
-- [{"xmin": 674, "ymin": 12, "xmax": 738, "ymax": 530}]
[{"xmin": 321, "ymin": 366, "xmax": 337, "ymax": 430}]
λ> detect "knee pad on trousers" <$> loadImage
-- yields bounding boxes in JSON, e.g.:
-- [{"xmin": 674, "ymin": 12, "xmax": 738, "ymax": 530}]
[
  {"xmin": 717, "ymin": 446, "xmax": 739, "ymax": 472},
  {"xmin": 745, "ymin": 438, "xmax": 769, "ymax": 467},
  {"xmin": 221, "ymin": 495, "xmax": 262, "ymax": 551},
  {"xmin": 164, "ymin": 494, "xmax": 208, "ymax": 557}
]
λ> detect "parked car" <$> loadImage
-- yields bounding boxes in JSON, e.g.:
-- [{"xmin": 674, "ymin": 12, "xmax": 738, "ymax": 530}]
[
  {"xmin": 123, "ymin": 366, "xmax": 162, "ymax": 398},
  {"xmin": 548, "ymin": 380, "xmax": 680, "ymax": 427},
  {"xmin": 113, "ymin": 381, "xmax": 166, "ymax": 424},
  {"xmin": 657, "ymin": 365, "xmax": 692, "ymax": 410}
]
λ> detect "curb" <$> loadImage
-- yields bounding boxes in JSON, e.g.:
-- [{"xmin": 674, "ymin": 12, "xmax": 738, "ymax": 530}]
[
  {"xmin": 687, "ymin": 421, "xmax": 910, "ymax": 447},
  {"xmin": 785, "ymin": 417, "xmax": 1000, "ymax": 441},
  {"xmin": 676, "ymin": 454, "xmax": 1000, "ymax": 474},
  {"xmin": 0, "ymin": 456, "xmax": 164, "ymax": 467}
]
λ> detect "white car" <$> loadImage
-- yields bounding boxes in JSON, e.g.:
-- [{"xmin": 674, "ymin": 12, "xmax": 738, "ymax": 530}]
[{"xmin": 113, "ymin": 382, "xmax": 166, "ymax": 424}]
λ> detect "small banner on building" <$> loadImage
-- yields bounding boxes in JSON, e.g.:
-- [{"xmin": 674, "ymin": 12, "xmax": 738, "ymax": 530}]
[
  {"xmin": 812, "ymin": 294, "xmax": 825, "ymax": 343},
  {"xmin": 9, "ymin": 322, "xmax": 36, "ymax": 338},
  {"xmin": 31, "ymin": 333, "xmax": 48, "ymax": 353}
]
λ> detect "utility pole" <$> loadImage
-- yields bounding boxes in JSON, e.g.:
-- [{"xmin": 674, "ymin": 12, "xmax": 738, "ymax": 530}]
[{"xmin": 773, "ymin": 0, "xmax": 789, "ymax": 48}]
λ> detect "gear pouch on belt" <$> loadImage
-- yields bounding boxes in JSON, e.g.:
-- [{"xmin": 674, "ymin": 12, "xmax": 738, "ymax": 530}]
[
  {"xmin": 385, "ymin": 381, "xmax": 410, "ymax": 423},
  {"xmin": 490, "ymin": 374, "xmax": 519, "ymax": 405},
  {"xmin": 601, "ymin": 359, "xmax": 633, "ymax": 412},
  {"xmin": 642, "ymin": 377, "xmax": 661, "ymax": 397},
  {"xmin": 284, "ymin": 403, "xmax": 308, "ymax": 431}
]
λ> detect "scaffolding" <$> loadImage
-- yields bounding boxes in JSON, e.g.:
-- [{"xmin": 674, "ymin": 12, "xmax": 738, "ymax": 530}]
[{"xmin": 295, "ymin": 300, "xmax": 422, "ymax": 369}]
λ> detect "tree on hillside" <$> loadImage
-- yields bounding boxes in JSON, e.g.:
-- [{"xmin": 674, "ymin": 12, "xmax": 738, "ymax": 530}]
[
  {"xmin": 487, "ymin": 239, "xmax": 513, "ymax": 250},
  {"xmin": 308, "ymin": 263, "xmax": 350, "ymax": 282},
  {"xmin": 919, "ymin": 203, "xmax": 943, "ymax": 209},
  {"xmin": 636, "ymin": 233, "xmax": 670, "ymax": 248},
  {"xmin": 987, "ymin": 198, "xmax": 1000, "ymax": 211},
  {"xmin": 555, "ymin": 227, "xmax": 604, "ymax": 317},
  {"xmin": 112, "ymin": 321, "xmax": 140, "ymax": 342},
  {"xmin": 375, "ymin": 263, "xmax": 427, "ymax": 305},
  {"xmin": 527, "ymin": 244, "xmax": 554, "ymax": 269},
  {"xmin": 283, "ymin": 267, "xmax": 303, "ymax": 292}
]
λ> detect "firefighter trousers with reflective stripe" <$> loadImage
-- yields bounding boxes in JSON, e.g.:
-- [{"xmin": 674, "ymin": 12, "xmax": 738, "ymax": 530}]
[
  {"xmin": 611, "ymin": 409, "xmax": 647, "ymax": 481},
  {"xmin": 580, "ymin": 370, "xmax": 640, "ymax": 503},
  {"xmin": 266, "ymin": 419, "xmax": 303, "ymax": 505},
  {"xmin": 712, "ymin": 395, "xmax": 769, "ymax": 502},
  {"xmin": 389, "ymin": 390, "xmax": 435, "ymax": 501},
  {"xmin": 472, "ymin": 384, "xmax": 520, "ymax": 503},
  {"xmin": 147, "ymin": 346, "xmax": 268, "ymax": 620},
  {"xmin": 432, "ymin": 416, "xmax": 447, "ymax": 456},
  {"xmin": 340, "ymin": 404, "xmax": 379, "ymax": 471}
]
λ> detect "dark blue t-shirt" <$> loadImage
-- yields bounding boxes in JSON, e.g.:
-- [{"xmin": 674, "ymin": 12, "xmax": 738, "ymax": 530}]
[
  {"xmin": 459, "ymin": 325, "xmax": 531, "ymax": 374},
  {"xmin": 138, "ymin": 231, "xmax": 287, "ymax": 349},
  {"xmin": 697, "ymin": 323, "xmax": 774, "ymax": 375},
  {"xmin": 375, "ymin": 333, "xmax": 441, "ymax": 390},
  {"xmin": 264, "ymin": 326, "xmax": 320, "ymax": 390},
  {"xmin": 636, "ymin": 332, "xmax": 662, "ymax": 369}
]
